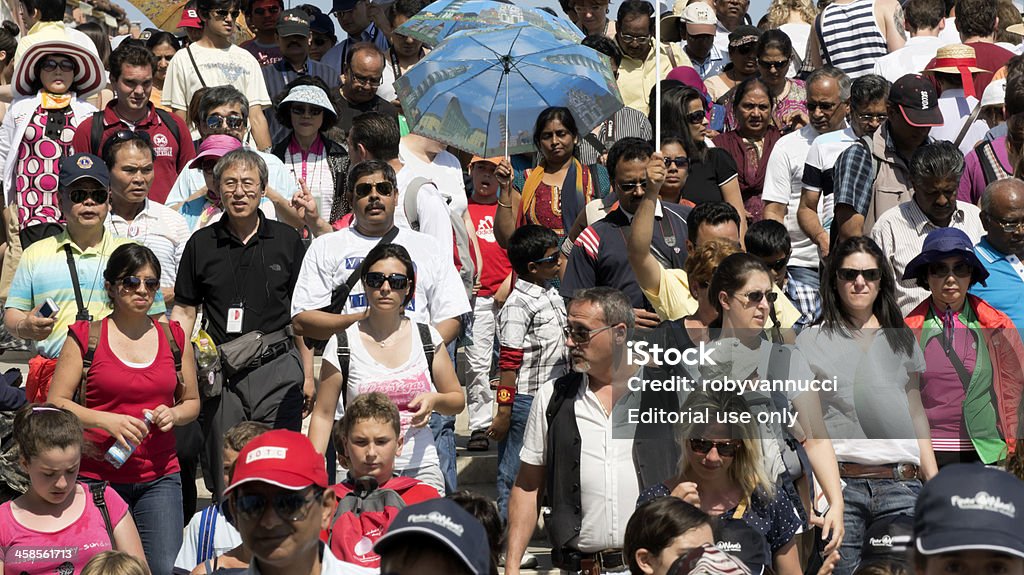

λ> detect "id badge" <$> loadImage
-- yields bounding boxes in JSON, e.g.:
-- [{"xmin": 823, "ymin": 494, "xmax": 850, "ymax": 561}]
[{"xmin": 227, "ymin": 306, "xmax": 244, "ymax": 333}]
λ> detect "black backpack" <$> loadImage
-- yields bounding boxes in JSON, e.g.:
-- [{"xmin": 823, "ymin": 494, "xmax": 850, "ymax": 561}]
[{"xmin": 89, "ymin": 108, "xmax": 181, "ymax": 154}]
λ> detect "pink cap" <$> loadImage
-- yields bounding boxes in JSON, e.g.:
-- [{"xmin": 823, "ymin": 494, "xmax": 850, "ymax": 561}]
[
  {"xmin": 225, "ymin": 430, "xmax": 328, "ymax": 495},
  {"xmin": 190, "ymin": 134, "xmax": 242, "ymax": 169}
]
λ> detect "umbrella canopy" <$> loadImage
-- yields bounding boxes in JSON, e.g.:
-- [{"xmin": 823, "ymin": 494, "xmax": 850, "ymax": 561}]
[
  {"xmin": 128, "ymin": 0, "xmax": 252, "ymax": 43},
  {"xmin": 394, "ymin": 0, "xmax": 583, "ymax": 47},
  {"xmin": 395, "ymin": 24, "xmax": 622, "ymax": 157}
]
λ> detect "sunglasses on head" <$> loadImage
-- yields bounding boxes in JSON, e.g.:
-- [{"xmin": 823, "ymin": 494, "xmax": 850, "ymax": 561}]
[
  {"xmin": 928, "ymin": 261, "xmax": 972, "ymax": 278},
  {"xmin": 102, "ymin": 130, "xmax": 151, "ymax": 160},
  {"xmin": 685, "ymin": 109, "xmax": 706, "ymax": 125},
  {"xmin": 206, "ymin": 114, "xmax": 245, "ymax": 130},
  {"xmin": 837, "ymin": 268, "xmax": 881, "ymax": 282},
  {"xmin": 252, "ymin": 6, "xmax": 280, "ymax": 15},
  {"xmin": 119, "ymin": 275, "xmax": 161, "ymax": 292},
  {"xmin": 211, "ymin": 9, "xmax": 241, "ymax": 19},
  {"xmin": 354, "ymin": 181, "xmax": 395, "ymax": 198},
  {"xmin": 735, "ymin": 290, "xmax": 777, "ymax": 304},
  {"xmin": 664, "ymin": 156, "xmax": 689, "ymax": 168},
  {"xmin": 364, "ymin": 272, "xmax": 409, "ymax": 290},
  {"xmin": 689, "ymin": 438, "xmax": 740, "ymax": 457},
  {"xmin": 232, "ymin": 488, "xmax": 321, "ymax": 523},
  {"xmin": 41, "ymin": 58, "xmax": 76, "ymax": 73},
  {"xmin": 290, "ymin": 104, "xmax": 324, "ymax": 117},
  {"xmin": 67, "ymin": 188, "xmax": 109, "ymax": 205}
]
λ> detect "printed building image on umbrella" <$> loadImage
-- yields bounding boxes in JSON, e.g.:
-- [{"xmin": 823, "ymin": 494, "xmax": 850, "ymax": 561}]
[{"xmin": 396, "ymin": 0, "xmax": 583, "ymax": 47}]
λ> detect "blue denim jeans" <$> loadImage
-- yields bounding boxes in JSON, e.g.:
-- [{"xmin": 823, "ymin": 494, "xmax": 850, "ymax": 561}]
[
  {"xmin": 429, "ymin": 412, "xmax": 458, "ymax": 494},
  {"xmin": 496, "ymin": 393, "xmax": 534, "ymax": 522},
  {"xmin": 835, "ymin": 478, "xmax": 921, "ymax": 575}
]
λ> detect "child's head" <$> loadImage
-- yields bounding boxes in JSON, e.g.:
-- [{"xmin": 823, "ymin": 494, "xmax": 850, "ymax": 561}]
[
  {"xmin": 80, "ymin": 551, "xmax": 148, "ymax": 575},
  {"xmin": 222, "ymin": 421, "xmax": 271, "ymax": 487},
  {"xmin": 14, "ymin": 404, "xmax": 83, "ymax": 505},
  {"xmin": 332, "ymin": 392, "xmax": 403, "ymax": 484},
  {"xmin": 744, "ymin": 219, "xmax": 791, "ymax": 289},
  {"xmin": 447, "ymin": 491, "xmax": 502, "ymax": 575},
  {"xmin": 507, "ymin": 224, "xmax": 560, "ymax": 282}
]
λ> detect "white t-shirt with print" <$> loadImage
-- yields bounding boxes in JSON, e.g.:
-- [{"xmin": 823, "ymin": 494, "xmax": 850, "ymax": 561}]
[{"xmin": 162, "ymin": 43, "xmax": 272, "ymax": 112}]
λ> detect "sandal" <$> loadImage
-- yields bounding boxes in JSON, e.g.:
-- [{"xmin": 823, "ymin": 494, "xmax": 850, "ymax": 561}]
[{"xmin": 466, "ymin": 429, "xmax": 489, "ymax": 451}]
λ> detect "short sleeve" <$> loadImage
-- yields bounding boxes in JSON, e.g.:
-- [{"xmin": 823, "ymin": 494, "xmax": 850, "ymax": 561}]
[
  {"xmin": 427, "ymin": 324, "xmax": 443, "ymax": 349},
  {"xmin": 174, "ymin": 236, "xmax": 200, "ymax": 307},
  {"xmin": 161, "ymin": 53, "xmax": 189, "ymax": 111},
  {"xmin": 761, "ymin": 142, "xmax": 794, "ymax": 205},
  {"xmin": 321, "ymin": 334, "xmax": 340, "ymax": 372},
  {"xmin": 907, "ymin": 341, "xmax": 927, "ymax": 373},
  {"xmin": 642, "ymin": 268, "xmax": 697, "ymax": 321},
  {"xmin": 519, "ymin": 383, "xmax": 553, "ymax": 466},
  {"xmin": 102, "ymin": 484, "xmax": 130, "ymax": 525},
  {"xmin": 6, "ymin": 253, "xmax": 35, "ymax": 311},
  {"xmin": 833, "ymin": 143, "xmax": 871, "ymax": 212},
  {"xmin": 763, "ymin": 490, "xmax": 801, "ymax": 552},
  {"xmin": 244, "ymin": 57, "xmax": 272, "ymax": 106},
  {"xmin": 711, "ymin": 148, "xmax": 738, "ymax": 187}
]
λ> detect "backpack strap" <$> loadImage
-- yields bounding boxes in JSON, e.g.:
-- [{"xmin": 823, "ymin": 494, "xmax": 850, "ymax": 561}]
[
  {"xmin": 89, "ymin": 110, "xmax": 105, "ymax": 154},
  {"xmin": 813, "ymin": 12, "xmax": 830, "ymax": 66},
  {"xmin": 157, "ymin": 321, "xmax": 185, "ymax": 401},
  {"xmin": 977, "ymin": 139, "xmax": 1010, "ymax": 185},
  {"xmin": 417, "ymin": 323, "xmax": 435, "ymax": 385},
  {"xmin": 186, "ymin": 46, "xmax": 207, "ymax": 88},
  {"xmin": 336, "ymin": 329, "xmax": 351, "ymax": 407},
  {"xmin": 89, "ymin": 481, "xmax": 117, "ymax": 549},
  {"xmin": 78, "ymin": 320, "xmax": 103, "ymax": 406},
  {"xmin": 402, "ymin": 177, "xmax": 434, "ymax": 230},
  {"xmin": 197, "ymin": 505, "xmax": 219, "ymax": 564},
  {"xmin": 153, "ymin": 108, "xmax": 181, "ymax": 148}
]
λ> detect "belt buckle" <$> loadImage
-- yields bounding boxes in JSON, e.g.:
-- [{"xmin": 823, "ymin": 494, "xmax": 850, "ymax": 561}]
[{"xmin": 894, "ymin": 463, "xmax": 913, "ymax": 480}]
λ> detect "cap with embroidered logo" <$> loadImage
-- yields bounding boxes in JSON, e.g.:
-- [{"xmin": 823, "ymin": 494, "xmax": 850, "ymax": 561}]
[
  {"xmin": 60, "ymin": 153, "xmax": 109, "ymax": 189},
  {"xmin": 277, "ymin": 9, "xmax": 311, "ymax": 37},
  {"xmin": 224, "ymin": 429, "xmax": 327, "ymax": 495},
  {"xmin": 374, "ymin": 499, "xmax": 491, "ymax": 575},
  {"xmin": 889, "ymin": 73, "xmax": 943, "ymax": 127},
  {"xmin": 914, "ymin": 464, "xmax": 1024, "ymax": 559}
]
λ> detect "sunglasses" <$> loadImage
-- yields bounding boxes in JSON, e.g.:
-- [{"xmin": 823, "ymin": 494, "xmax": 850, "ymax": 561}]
[
  {"xmin": 735, "ymin": 290, "xmax": 778, "ymax": 304},
  {"xmin": 837, "ymin": 268, "xmax": 881, "ymax": 282},
  {"xmin": 664, "ymin": 156, "xmax": 689, "ymax": 168},
  {"xmin": 618, "ymin": 180, "xmax": 648, "ymax": 192},
  {"xmin": 733, "ymin": 43, "xmax": 756, "ymax": 55},
  {"xmin": 312, "ymin": 36, "xmax": 332, "ymax": 46},
  {"xmin": 206, "ymin": 114, "xmax": 245, "ymax": 130},
  {"xmin": 857, "ymin": 112, "xmax": 888, "ymax": 124},
  {"xmin": 764, "ymin": 257, "xmax": 787, "ymax": 272},
  {"xmin": 685, "ymin": 109, "xmax": 706, "ymax": 125},
  {"xmin": 120, "ymin": 276, "xmax": 161, "ymax": 292},
  {"xmin": 532, "ymin": 254, "xmax": 559, "ymax": 265},
  {"xmin": 689, "ymin": 438, "xmax": 741, "ymax": 457},
  {"xmin": 252, "ymin": 6, "xmax": 280, "ymax": 15},
  {"xmin": 41, "ymin": 58, "xmax": 76, "ymax": 73},
  {"xmin": 807, "ymin": 101, "xmax": 839, "ymax": 113},
  {"xmin": 758, "ymin": 59, "xmax": 788, "ymax": 70},
  {"xmin": 67, "ymin": 188, "xmax": 109, "ymax": 204},
  {"xmin": 290, "ymin": 104, "xmax": 323, "ymax": 117},
  {"xmin": 364, "ymin": 272, "xmax": 409, "ymax": 290},
  {"xmin": 354, "ymin": 181, "xmax": 395, "ymax": 198},
  {"xmin": 232, "ymin": 488, "xmax": 321, "ymax": 523},
  {"xmin": 928, "ymin": 261, "xmax": 973, "ymax": 278},
  {"xmin": 563, "ymin": 324, "xmax": 613, "ymax": 344},
  {"xmin": 211, "ymin": 9, "xmax": 241, "ymax": 19}
]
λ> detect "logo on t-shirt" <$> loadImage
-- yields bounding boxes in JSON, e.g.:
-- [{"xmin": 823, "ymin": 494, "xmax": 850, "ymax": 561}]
[{"xmin": 476, "ymin": 215, "xmax": 495, "ymax": 244}]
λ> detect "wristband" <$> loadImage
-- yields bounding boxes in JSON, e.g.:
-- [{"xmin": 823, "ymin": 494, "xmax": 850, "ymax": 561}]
[{"xmin": 496, "ymin": 385, "xmax": 516, "ymax": 406}]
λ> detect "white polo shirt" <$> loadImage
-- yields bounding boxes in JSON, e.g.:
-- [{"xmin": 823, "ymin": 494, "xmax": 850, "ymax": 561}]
[{"xmin": 104, "ymin": 199, "xmax": 191, "ymax": 289}]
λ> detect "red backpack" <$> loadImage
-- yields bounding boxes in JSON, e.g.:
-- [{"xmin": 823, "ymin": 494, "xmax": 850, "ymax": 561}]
[{"xmin": 327, "ymin": 475, "xmax": 423, "ymax": 567}]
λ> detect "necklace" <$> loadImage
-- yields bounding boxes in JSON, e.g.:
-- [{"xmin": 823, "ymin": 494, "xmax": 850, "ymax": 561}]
[{"xmin": 364, "ymin": 319, "xmax": 405, "ymax": 347}]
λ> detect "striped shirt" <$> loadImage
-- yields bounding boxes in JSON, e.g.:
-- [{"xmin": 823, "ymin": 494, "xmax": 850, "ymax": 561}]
[
  {"xmin": 105, "ymin": 200, "xmax": 191, "ymax": 290},
  {"xmin": 802, "ymin": 126, "xmax": 858, "ymax": 198},
  {"xmin": 577, "ymin": 106, "xmax": 653, "ymax": 165},
  {"xmin": 818, "ymin": 0, "xmax": 888, "ymax": 78},
  {"xmin": 497, "ymin": 279, "xmax": 569, "ymax": 396},
  {"xmin": 6, "ymin": 230, "xmax": 167, "ymax": 358}
]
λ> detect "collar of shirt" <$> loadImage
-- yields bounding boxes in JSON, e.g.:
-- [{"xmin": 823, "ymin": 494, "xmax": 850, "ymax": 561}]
[
  {"xmin": 976, "ymin": 237, "xmax": 1010, "ymax": 263},
  {"xmin": 107, "ymin": 199, "xmax": 155, "ymax": 224},
  {"xmin": 275, "ymin": 58, "xmax": 309, "ymax": 75},
  {"xmin": 349, "ymin": 22, "xmax": 379, "ymax": 42},
  {"xmin": 513, "ymin": 277, "xmax": 555, "ymax": 298},
  {"xmin": 287, "ymin": 134, "xmax": 325, "ymax": 161},
  {"xmin": 102, "ymin": 101, "xmax": 159, "ymax": 129},
  {"xmin": 691, "ymin": 43, "xmax": 725, "ymax": 66},
  {"xmin": 906, "ymin": 198, "xmax": 966, "ymax": 234},
  {"xmin": 55, "ymin": 228, "xmax": 112, "ymax": 255},
  {"xmin": 620, "ymin": 199, "xmax": 663, "ymax": 222},
  {"xmin": 212, "ymin": 210, "xmax": 274, "ymax": 244}
]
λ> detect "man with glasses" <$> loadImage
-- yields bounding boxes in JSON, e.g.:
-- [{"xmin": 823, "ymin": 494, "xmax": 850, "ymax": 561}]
[
  {"xmin": 5, "ymin": 153, "xmax": 166, "ymax": 403},
  {"xmin": 615, "ymin": 0, "xmax": 689, "ymax": 116},
  {"xmin": 562, "ymin": 138, "xmax": 688, "ymax": 329},
  {"xmin": 162, "ymin": 0, "xmax": 274, "ymax": 151},
  {"xmin": 323, "ymin": 0, "xmax": 391, "ymax": 77},
  {"xmin": 799, "ymin": 74, "xmax": 891, "ymax": 256},
  {"xmin": 764, "ymin": 67, "xmax": 851, "ymax": 328},
  {"xmin": 970, "ymin": 179, "xmax": 1024, "ymax": 329},
  {"xmin": 240, "ymin": 0, "xmax": 284, "ymax": 66},
  {"xmin": 506, "ymin": 286, "xmax": 674, "ymax": 575},
  {"xmin": 71, "ymin": 43, "xmax": 196, "ymax": 205},
  {"xmin": 337, "ymin": 42, "xmax": 398, "ymax": 141},
  {"xmin": 171, "ymin": 149, "xmax": 309, "ymax": 502},
  {"xmin": 871, "ymin": 141, "xmax": 984, "ymax": 313}
]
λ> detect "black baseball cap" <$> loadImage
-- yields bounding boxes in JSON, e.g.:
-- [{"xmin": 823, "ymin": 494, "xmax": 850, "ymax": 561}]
[
  {"xmin": 59, "ymin": 153, "xmax": 110, "ymax": 189},
  {"xmin": 889, "ymin": 73, "xmax": 943, "ymax": 127},
  {"xmin": 860, "ymin": 515, "xmax": 913, "ymax": 567},
  {"xmin": 715, "ymin": 520, "xmax": 769, "ymax": 575},
  {"xmin": 914, "ymin": 464, "xmax": 1024, "ymax": 560},
  {"xmin": 277, "ymin": 9, "xmax": 310, "ymax": 37},
  {"xmin": 374, "ymin": 499, "xmax": 491, "ymax": 575}
]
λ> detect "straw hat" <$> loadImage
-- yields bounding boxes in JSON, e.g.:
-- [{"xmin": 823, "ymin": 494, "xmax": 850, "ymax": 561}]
[
  {"xmin": 923, "ymin": 44, "xmax": 984, "ymax": 98},
  {"xmin": 12, "ymin": 37, "xmax": 106, "ymax": 99}
]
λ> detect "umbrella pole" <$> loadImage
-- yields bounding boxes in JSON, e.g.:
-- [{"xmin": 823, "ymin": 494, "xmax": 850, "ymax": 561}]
[
  {"xmin": 505, "ymin": 71, "xmax": 510, "ymax": 160},
  {"xmin": 655, "ymin": 4, "xmax": 662, "ymax": 153}
]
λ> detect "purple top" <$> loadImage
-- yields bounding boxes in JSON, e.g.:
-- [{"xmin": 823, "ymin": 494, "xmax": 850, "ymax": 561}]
[
  {"xmin": 920, "ymin": 308, "xmax": 976, "ymax": 450},
  {"xmin": 959, "ymin": 136, "xmax": 1011, "ymax": 205}
]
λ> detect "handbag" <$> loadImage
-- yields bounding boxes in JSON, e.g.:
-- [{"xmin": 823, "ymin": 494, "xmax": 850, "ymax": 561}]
[{"xmin": 218, "ymin": 326, "xmax": 292, "ymax": 378}]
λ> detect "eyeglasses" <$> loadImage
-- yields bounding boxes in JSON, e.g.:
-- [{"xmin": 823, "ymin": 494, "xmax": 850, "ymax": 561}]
[
  {"xmin": 617, "ymin": 180, "xmax": 648, "ymax": 192},
  {"xmin": 350, "ymin": 73, "xmax": 383, "ymax": 87},
  {"xmin": 685, "ymin": 109, "xmax": 706, "ymax": 125},
  {"xmin": 619, "ymin": 33, "xmax": 651, "ymax": 44},
  {"xmin": 252, "ymin": 6, "xmax": 280, "ymax": 15},
  {"xmin": 120, "ymin": 275, "xmax": 161, "ymax": 292},
  {"xmin": 928, "ymin": 261, "xmax": 972, "ymax": 278},
  {"xmin": 232, "ymin": 488, "xmax": 321, "ymax": 523},
  {"xmin": 153, "ymin": 54, "xmax": 174, "ymax": 62},
  {"xmin": 364, "ymin": 272, "xmax": 409, "ymax": 290},
  {"xmin": 41, "ymin": 58, "xmax": 76, "ymax": 73},
  {"xmin": 856, "ymin": 113, "xmax": 888, "ymax": 124},
  {"xmin": 758, "ymin": 59, "xmax": 788, "ymax": 71},
  {"xmin": 532, "ymin": 254, "xmax": 559, "ymax": 265},
  {"xmin": 354, "ymin": 181, "xmax": 395, "ymax": 198},
  {"xmin": 807, "ymin": 101, "xmax": 839, "ymax": 113},
  {"xmin": 734, "ymin": 290, "xmax": 778, "ymax": 304},
  {"xmin": 211, "ymin": 9, "xmax": 241, "ymax": 20},
  {"xmin": 290, "ymin": 104, "xmax": 324, "ymax": 117},
  {"xmin": 563, "ymin": 324, "xmax": 613, "ymax": 344},
  {"xmin": 67, "ymin": 188, "xmax": 109, "ymax": 204},
  {"xmin": 664, "ymin": 156, "xmax": 689, "ymax": 169},
  {"xmin": 764, "ymin": 257, "xmax": 787, "ymax": 272},
  {"xmin": 689, "ymin": 438, "xmax": 741, "ymax": 457},
  {"xmin": 985, "ymin": 213, "xmax": 1024, "ymax": 234},
  {"xmin": 837, "ymin": 268, "xmax": 881, "ymax": 282},
  {"xmin": 206, "ymin": 114, "xmax": 245, "ymax": 130}
]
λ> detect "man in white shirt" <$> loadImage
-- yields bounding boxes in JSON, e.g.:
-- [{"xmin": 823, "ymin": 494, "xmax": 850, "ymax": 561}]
[
  {"xmin": 872, "ymin": 0, "xmax": 949, "ymax": 83},
  {"xmin": 162, "ymin": 0, "xmax": 273, "ymax": 150},
  {"xmin": 763, "ymin": 67, "xmax": 851, "ymax": 328}
]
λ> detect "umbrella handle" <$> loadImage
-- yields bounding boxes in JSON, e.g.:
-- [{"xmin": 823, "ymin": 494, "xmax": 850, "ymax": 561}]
[{"xmin": 505, "ymin": 69, "xmax": 510, "ymax": 160}]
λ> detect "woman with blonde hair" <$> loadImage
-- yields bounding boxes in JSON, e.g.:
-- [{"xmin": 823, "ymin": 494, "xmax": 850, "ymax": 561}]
[{"xmin": 765, "ymin": 0, "xmax": 817, "ymax": 63}]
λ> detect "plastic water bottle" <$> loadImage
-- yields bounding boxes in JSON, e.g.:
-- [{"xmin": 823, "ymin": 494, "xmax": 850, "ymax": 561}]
[
  {"xmin": 194, "ymin": 331, "xmax": 219, "ymax": 369},
  {"xmin": 105, "ymin": 412, "xmax": 153, "ymax": 469}
]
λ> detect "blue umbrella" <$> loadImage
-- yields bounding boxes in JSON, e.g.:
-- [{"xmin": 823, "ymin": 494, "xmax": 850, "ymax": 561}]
[
  {"xmin": 394, "ymin": 0, "xmax": 583, "ymax": 47},
  {"xmin": 395, "ymin": 24, "xmax": 623, "ymax": 157}
]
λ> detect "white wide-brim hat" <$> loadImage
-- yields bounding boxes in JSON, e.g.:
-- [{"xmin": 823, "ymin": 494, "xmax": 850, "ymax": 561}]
[{"xmin": 13, "ymin": 38, "xmax": 106, "ymax": 99}]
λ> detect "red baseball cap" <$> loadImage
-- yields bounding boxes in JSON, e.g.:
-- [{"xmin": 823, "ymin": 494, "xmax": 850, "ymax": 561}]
[
  {"xmin": 224, "ymin": 430, "xmax": 328, "ymax": 495},
  {"xmin": 177, "ymin": 8, "xmax": 202, "ymax": 30}
]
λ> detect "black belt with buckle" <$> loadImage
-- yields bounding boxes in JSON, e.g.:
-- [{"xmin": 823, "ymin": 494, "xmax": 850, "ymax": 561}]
[
  {"xmin": 838, "ymin": 461, "xmax": 920, "ymax": 481},
  {"xmin": 255, "ymin": 339, "xmax": 294, "ymax": 367}
]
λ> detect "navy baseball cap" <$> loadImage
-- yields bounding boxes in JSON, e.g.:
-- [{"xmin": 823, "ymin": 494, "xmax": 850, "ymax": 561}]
[
  {"xmin": 890, "ymin": 73, "xmax": 943, "ymax": 127},
  {"xmin": 914, "ymin": 464, "xmax": 1024, "ymax": 559},
  {"xmin": 332, "ymin": 0, "xmax": 359, "ymax": 12},
  {"xmin": 374, "ymin": 499, "xmax": 491, "ymax": 575},
  {"xmin": 860, "ymin": 515, "xmax": 913, "ymax": 567},
  {"xmin": 59, "ymin": 153, "xmax": 109, "ymax": 189}
]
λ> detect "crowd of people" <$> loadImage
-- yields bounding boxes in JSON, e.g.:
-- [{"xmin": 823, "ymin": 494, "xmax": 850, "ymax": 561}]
[{"xmin": 2, "ymin": 0, "xmax": 1024, "ymax": 574}]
